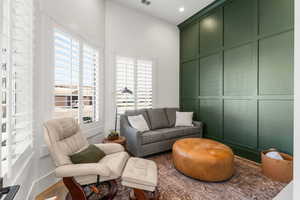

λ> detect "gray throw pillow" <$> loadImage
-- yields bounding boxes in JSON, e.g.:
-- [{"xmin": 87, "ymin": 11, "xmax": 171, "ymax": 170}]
[
  {"xmin": 165, "ymin": 108, "xmax": 179, "ymax": 127},
  {"xmin": 147, "ymin": 108, "xmax": 169, "ymax": 130}
]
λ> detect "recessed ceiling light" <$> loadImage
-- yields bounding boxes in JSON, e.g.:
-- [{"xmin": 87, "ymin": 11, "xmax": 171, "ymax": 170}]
[{"xmin": 179, "ymin": 7, "xmax": 185, "ymax": 12}]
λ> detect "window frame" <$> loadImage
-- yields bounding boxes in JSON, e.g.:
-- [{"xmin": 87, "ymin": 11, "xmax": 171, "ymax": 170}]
[
  {"xmin": 0, "ymin": 0, "xmax": 34, "ymax": 181},
  {"xmin": 114, "ymin": 55, "xmax": 156, "ymax": 116},
  {"xmin": 52, "ymin": 25, "xmax": 103, "ymax": 130}
]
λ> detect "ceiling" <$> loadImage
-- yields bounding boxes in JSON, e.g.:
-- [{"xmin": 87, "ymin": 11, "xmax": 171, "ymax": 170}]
[{"xmin": 111, "ymin": 0, "xmax": 216, "ymax": 25}]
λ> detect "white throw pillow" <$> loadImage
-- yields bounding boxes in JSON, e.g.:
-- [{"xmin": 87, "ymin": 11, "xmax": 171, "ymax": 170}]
[
  {"xmin": 175, "ymin": 111, "xmax": 193, "ymax": 127},
  {"xmin": 128, "ymin": 115, "xmax": 150, "ymax": 132}
]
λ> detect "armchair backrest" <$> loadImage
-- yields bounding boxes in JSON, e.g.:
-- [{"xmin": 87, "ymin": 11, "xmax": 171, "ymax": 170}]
[{"xmin": 44, "ymin": 118, "xmax": 89, "ymax": 167}]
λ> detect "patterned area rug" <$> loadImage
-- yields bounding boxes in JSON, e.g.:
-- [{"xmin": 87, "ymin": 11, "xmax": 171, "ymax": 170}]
[
  {"xmin": 147, "ymin": 153, "xmax": 286, "ymax": 200},
  {"xmin": 47, "ymin": 152, "xmax": 287, "ymax": 200}
]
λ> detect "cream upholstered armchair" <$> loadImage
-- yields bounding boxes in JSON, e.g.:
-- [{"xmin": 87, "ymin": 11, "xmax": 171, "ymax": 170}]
[{"xmin": 44, "ymin": 118, "xmax": 130, "ymax": 199}]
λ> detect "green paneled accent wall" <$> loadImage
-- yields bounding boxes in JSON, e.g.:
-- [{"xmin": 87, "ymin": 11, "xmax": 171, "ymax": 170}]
[
  {"xmin": 180, "ymin": 22, "xmax": 199, "ymax": 61},
  {"xmin": 179, "ymin": 0, "xmax": 294, "ymax": 161},
  {"xmin": 181, "ymin": 60, "xmax": 199, "ymax": 98},
  {"xmin": 224, "ymin": 0, "xmax": 257, "ymax": 47},
  {"xmin": 199, "ymin": 99, "xmax": 223, "ymax": 139},
  {"xmin": 259, "ymin": 31, "xmax": 294, "ymax": 95},
  {"xmin": 259, "ymin": 0, "xmax": 294, "ymax": 35},
  {"xmin": 224, "ymin": 44, "xmax": 257, "ymax": 96},
  {"xmin": 199, "ymin": 8, "xmax": 223, "ymax": 56},
  {"xmin": 199, "ymin": 53, "xmax": 222, "ymax": 96},
  {"xmin": 224, "ymin": 100, "xmax": 257, "ymax": 149},
  {"xmin": 259, "ymin": 100, "xmax": 294, "ymax": 154}
]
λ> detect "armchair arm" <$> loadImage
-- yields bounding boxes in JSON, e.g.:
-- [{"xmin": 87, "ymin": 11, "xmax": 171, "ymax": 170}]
[
  {"xmin": 120, "ymin": 114, "xmax": 142, "ymax": 156},
  {"xmin": 55, "ymin": 163, "xmax": 111, "ymax": 178},
  {"xmin": 94, "ymin": 143, "xmax": 124, "ymax": 155},
  {"xmin": 193, "ymin": 121, "xmax": 203, "ymax": 128}
]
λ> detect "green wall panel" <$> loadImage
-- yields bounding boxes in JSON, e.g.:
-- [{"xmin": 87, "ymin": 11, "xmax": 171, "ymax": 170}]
[
  {"xmin": 259, "ymin": 0, "xmax": 294, "ymax": 35},
  {"xmin": 199, "ymin": 53, "xmax": 222, "ymax": 96},
  {"xmin": 224, "ymin": 0, "xmax": 257, "ymax": 47},
  {"xmin": 259, "ymin": 100, "xmax": 293, "ymax": 154},
  {"xmin": 199, "ymin": 99, "xmax": 223, "ymax": 138},
  {"xmin": 181, "ymin": 60, "xmax": 199, "ymax": 98},
  {"xmin": 259, "ymin": 31, "xmax": 294, "ymax": 95},
  {"xmin": 181, "ymin": 99, "xmax": 199, "ymax": 120},
  {"xmin": 224, "ymin": 100, "xmax": 257, "ymax": 149},
  {"xmin": 224, "ymin": 44, "xmax": 257, "ymax": 96},
  {"xmin": 179, "ymin": 0, "xmax": 294, "ymax": 161},
  {"xmin": 199, "ymin": 8, "xmax": 223, "ymax": 56},
  {"xmin": 181, "ymin": 22, "xmax": 199, "ymax": 61}
]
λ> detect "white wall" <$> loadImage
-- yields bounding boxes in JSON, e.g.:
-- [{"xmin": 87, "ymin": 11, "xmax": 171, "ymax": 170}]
[
  {"xmin": 39, "ymin": 0, "xmax": 105, "ymax": 45},
  {"xmin": 104, "ymin": 1, "xmax": 180, "ymax": 132},
  {"xmin": 14, "ymin": 0, "xmax": 107, "ymax": 199},
  {"xmin": 15, "ymin": 1, "xmax": 180, "ymax": 199}
]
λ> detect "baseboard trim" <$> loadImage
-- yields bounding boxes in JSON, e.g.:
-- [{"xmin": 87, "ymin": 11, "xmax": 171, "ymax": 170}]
[
  {"xmin": 26, "ymin": 170, "xmax": 58, "ymax": 200},
  {"xmin": 204, "ymin": 135, "xmax": 261, "ymax": 162}
]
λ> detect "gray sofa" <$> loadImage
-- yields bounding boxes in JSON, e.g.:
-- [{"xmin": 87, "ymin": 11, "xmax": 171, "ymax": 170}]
[{"xmin": 120, "ymin": 108, "xmax": 203, "ymax": 157}]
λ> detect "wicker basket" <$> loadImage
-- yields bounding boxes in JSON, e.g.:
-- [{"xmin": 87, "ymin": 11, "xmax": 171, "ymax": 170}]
[{"xmin": 261, "ymin": 149, "xmax": 293, "ymax": 183}]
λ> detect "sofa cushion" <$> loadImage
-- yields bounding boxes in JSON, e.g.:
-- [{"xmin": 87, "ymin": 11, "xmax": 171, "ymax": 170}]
[
  {"xmin": 183, "ymin": 126, "xmax": 201, "ymax": 135},
  {"xmin": 159, "ymin": 127, "xmax": 187, "ymax": 140},
  {"xmin": 165, "ymin": 108, "xmax": 179, "ymax": 127},
  {"xmin": 125, "ymin": 109, "xmax": 152, "ymax": 129},
  {"xmin": 141, "ymin": 127, "xmax": 199, "ymax": 145},
  {"xmin": 142, "ymin": 130, "xmax": 166, "ymax": 145},
  {"xmin": 147, "ymin": 108, "xmax": 169, "ymax": 130}
]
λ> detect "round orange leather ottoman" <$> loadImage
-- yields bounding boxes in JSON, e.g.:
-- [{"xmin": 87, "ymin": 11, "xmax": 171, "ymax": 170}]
[{"xmin": 172, "ymin": 138, "xmax": 235, "ymax": 182}]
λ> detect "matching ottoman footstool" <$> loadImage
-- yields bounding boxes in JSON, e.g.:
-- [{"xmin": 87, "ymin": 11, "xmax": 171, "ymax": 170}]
[{"xmin": 122, "ymin": 157, "xmax": 159, "ymax": 200}]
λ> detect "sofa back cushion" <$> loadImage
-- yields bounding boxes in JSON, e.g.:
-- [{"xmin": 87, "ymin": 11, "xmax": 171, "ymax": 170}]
[
  {"xmin": 165, "ymin": 108, "xmax": 179, "ymax": 127},
  {"xmin": 147, "ymin": 108, "xmax": 169, "ymax": 130},
  {"xmin": 125, "ymin": 109, "xmax": 152, "ymax": 129}
]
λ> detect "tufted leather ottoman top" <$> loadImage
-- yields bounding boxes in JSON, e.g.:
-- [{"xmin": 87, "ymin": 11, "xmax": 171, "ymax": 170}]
[{"xmin": 172, "ymin": 138, "xmax": 235, "ymax": 182}]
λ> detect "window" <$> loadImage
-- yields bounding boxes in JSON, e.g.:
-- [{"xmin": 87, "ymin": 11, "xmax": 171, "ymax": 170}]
[
  {"xmin": 0, "ymin": 0, "xmax": 34, "ymax": 176},
  {"xmin": 82, "ymin": 45, "xmax": 99, "ymax": 124},
  {"xmin": 54, "ymin": 29, "xmax": 100, "ymax": 124},
  {"xmin": 116, "ymin": 56, "xmax": 153, "ymax": 115},
  {"xmin": 54, "ymin": 30, "xmax": 80, "ymax": 119}
]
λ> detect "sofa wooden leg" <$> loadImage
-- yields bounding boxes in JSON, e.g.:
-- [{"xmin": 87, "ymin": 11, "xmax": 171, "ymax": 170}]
[{"xmin": 63, "ymin": 177, "xmax": 87, "ymax": 200}]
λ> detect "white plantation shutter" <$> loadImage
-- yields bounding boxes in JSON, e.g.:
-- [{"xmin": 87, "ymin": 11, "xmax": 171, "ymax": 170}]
[
  {"xmin": 53, "ymin": 29, "xmax": 100, "ymax": 124},
  {"xmin": 54, "ymin": 29, "xmax": 80, "ymax": 119},
  {"xmin": 0, "ymin": 0, "xmax": 33, "ymax": 176},
  {"xmin": 116, "ymin": 57, "xmax": 135, "ymax": 114},
  {"xmin": 82, "ymin": 45, "xmax": 99, "ymax": 124},
  {"xmin": 137, "ymin": 60, "xmax": 152, "ymax": 109},
  {"xmin": 116, "ymin": 56, "xmax": 153, "ymax": 115}
]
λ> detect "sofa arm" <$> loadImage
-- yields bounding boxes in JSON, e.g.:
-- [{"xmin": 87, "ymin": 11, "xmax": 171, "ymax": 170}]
[
  {"xmin": 193, "ymin": 121, "xmax": 204, "ymax": 128},
  {"xmin": 55, "ymin": 163, "xmax": 111, "ymax": 178},
  {"xmin": 94, "ymin": 143, "xmax": 124, "ymax": 155},
  {"xmin": 120, "ymin": 114, "xmax": 142, "ymax": 156}
]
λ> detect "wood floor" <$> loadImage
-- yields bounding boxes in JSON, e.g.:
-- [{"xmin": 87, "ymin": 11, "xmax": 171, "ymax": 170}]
[{"xmin": 35, "ymin": 181, "xmax": 67, "ymax": 200}]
